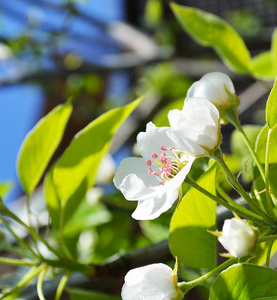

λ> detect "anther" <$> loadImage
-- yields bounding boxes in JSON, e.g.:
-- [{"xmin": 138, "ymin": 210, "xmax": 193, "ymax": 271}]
[
  {"xmin": 160, "ymin": 146, "xmax": 167, "ymax": 151},
  {"xmin": 152, "ymin": 153, "xmax": 158, "ymax": 158},
  {"xmin": 146, "ymin": 159, "xmax": 151, "ymax": 166},
  {"xmin": 148, "ymin": 167, "xmax": 153, "ymax": 175}
]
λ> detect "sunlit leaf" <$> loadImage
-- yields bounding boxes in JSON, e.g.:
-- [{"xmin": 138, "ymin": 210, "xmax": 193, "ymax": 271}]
[
  {"xmin": 266, "ymin": 79, "xmax": 277, "ymax": 128},
  {"xmin": 53, "ymin": 97, "xmax": 142, "ymax": 204},
  {"xmin": 170, "ymin": 3, "xmax": 251, "ymax": 73},
  {"xmin": 210, "ymin": 263, "xmax": 277, "ymax": 299},
  {"xmin": 251, "ymin": 51, "xmax": 276, "ymax": 80},
  {"xmin": 256, "ymin": 125, "xmax": 277, "ymax": 164},
  {"xmin": 169, "ymin": 164, "xmax": 217, "ymax": 269},
  {"xmin": 17, "ymin": 103, "xmax": 72, "ymax": 194},
  {"xmin": 0, "ymin": 181, "xmax": 13, "ymax": 198}
]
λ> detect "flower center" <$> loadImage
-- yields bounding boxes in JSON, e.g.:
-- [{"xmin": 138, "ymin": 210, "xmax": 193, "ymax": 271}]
[{"xmin": 146, "ymin": 146, "xmax": 188, "ymax": 185}]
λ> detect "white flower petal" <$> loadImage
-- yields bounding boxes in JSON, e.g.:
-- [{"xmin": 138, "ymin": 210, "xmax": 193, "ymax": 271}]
[
  {"xmin": 131, "ymin": 189, "xmax": 178, "ymax": 220},
  {"xmin": 187, "ymin": 72, "xmax": 235, "ymax": 106},
  {"xmin": 167, "ymin": 97, "xmax": 220, "ymax": 156},
  {"xmin": 141, "ymin": 265, "xmax": 178, "ymax": 300},
  {"xmin": 122, "ymin": 264, "xmax": 178, "ymax": 300},
  {"xmin": 114, "ymin": 123, "xmax": 195, "ymax": 220},
  {"xmin": 137, "ymin": 122, "xmax": 179, "ymax": 159},
  {"xmin": 121, "ymin": 284, "xmax": 141, "ymax": 300}
]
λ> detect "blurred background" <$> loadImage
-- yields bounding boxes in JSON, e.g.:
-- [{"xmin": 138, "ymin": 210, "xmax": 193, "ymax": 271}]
[
  {"xmin": 0, "ymin": 0, "xmax": 276, "ymax": 204},
  {"xmin": 0, "ymin": 0, "xmax": 277, "ymax": 298}
]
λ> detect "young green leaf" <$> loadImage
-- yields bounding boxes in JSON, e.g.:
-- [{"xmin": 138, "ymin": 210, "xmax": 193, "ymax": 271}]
[
  {"xmin": 256, "ymin": 125, "xmax": 277, "ymax": 164},
  {"xmin": 17, "ymin": 103, "xmax": 72, "ymax": 194},
  {"xmin": 250, "ymin": 51, "xmax": 276, "ymax": 80},
  {"xmin": 53, "ymin": 97, "xmax": 142, "ymax": 204},
  {"xmin": 266, "ymin": 79, "xmax": 277, "ymax": 128},
  {"xmin": 210, "ymin": 263, "xmax": 277, "ymax": 299},
  {"xmin": 170, "ymin": 3, "xmax": 251, "ymax": 74},
  {"xmin": 169, "ymin": 164, "xmax": 217, "ymax": 270}
]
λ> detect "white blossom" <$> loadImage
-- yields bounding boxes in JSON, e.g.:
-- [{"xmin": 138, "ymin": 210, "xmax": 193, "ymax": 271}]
[
  {"xmin": 187, "ymin": 72, "xmax": 236, "ymax": 108},
  {"xmin": 121, "ymin": 263, "xmax": 183, "ymax": 300},
  {"xmin": 218, "ymin": 218, "xmax": 257, "ymax": 257},
  {"xmin": 113, "ymin": 122, "xmax": 195, "ymax": 220},
  {"xmin": 167, "ymin": 97, "xmax": 221, "ymax": 156}
]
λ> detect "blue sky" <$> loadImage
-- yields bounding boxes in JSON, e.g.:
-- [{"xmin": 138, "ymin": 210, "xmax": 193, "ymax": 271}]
[{"xmin": 0, "ymin": 0, "xmax": 127, "ymax": 203}]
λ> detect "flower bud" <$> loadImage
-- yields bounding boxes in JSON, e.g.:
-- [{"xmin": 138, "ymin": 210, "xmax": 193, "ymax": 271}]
[
  {"xmin": 187, "ymin": 72, "xmax": 238, "ymax": 109},
  {"xmin": 121, "ymin": 263, "xmax": 184, "ymax": 300},
  {"xmin": 218, "ymin": 218, "xmax": 258, "ymax": 257}
]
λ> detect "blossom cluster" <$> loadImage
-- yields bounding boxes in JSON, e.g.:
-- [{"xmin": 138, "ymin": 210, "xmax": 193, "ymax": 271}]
[
  {"xmin": 114, "ymin": 72, "xmax": 234, "ymax": 221},
  {"xmin": 114, "ymin": 72, "xmax": 258, "ymax": 299}
]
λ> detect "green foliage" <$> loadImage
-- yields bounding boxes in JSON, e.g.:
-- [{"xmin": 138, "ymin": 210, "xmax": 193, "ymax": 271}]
[
  {"xmin": 152, "ymin": 98, "xmax": 184, "ymax": 127},
  {"xmin": 52, "ymin": 97, "xmax": 142, "ymax": 204},
  {"xmin": 17, "ymin": 103, "xmax": 72, "ymax": 194},
  {"xmin": 210, "ymin": 263, "xmax": 277, "ymax": 299},
  {"xmin": 170, "ymin": 3, "xmax": 251, "ymax": 73},
  {"xmin": 169, "ymin": 164, "xmax": 217, "ymax": 270},
  {"xmin": 0, "ymin": 181, "xmax": 13, "ymax": 198},
  {"xmin": 251, "ymin": 51, "xmax": 276, "ymax": 80},
  {"xmin": 256, "ymin": 125, "xmax": 277, "ymax": 164},
  {"xmin": 44, "ymin": 98, "xmax": 142, "ymax": 231},
  {"xmin": 266, "ymin": 79, "xmax": 277, "ymax": 128}
]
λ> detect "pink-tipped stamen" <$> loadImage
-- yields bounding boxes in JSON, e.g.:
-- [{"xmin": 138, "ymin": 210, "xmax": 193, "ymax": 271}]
[
  {"xmin": 152, "ymin": 153, "xmax": 158, "ymax": 158},
  {"xmin": 160, "ymin": 146, "xmax": 167, "ymax": 151},
  {"xmin": 148, "ymin": 167, "xmax": 153, "ymax": 175},
  {"xmin": 146, "ymin": 159, "xmax": 151, "ymax": 166}
]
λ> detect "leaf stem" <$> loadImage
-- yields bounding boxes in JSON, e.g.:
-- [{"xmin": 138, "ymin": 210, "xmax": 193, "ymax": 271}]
[
  {"xmin": 0, "ymin": 256, "xmax": 35, "ymax": 266},
  {"xmin": 37, "ymin": 265, "xmax": 48, "ymax": 300},
  {"xmin": 0, "ymin": 204, "xmax": 62, "ymax": 259},
  {"xmin": 55, "ymin": 272, "xmax": 71, "ymax": 300},
  {"xmin": 225, "ymin": 108, "xmax": 266, "ymax": 183},
  {"xmin": 178, "ymin": 258, "xmax": 237, "ymax": 294},
  {"xmin": 211, "ymin": 149, "xmax": 273, "ymax": 223},
  {"xmin": 185, "ymin": 176, "xmax": 267, "ymax": 226},
  {"xmin": 258, "ymin": 234, "xmax": 277, "ymax": 243},
  {"xmin": 0, "ymin": 217, "xmax": 38, "ymax": 258}
]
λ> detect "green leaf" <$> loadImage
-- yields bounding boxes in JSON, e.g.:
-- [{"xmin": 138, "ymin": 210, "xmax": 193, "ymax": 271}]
[
  {"xmin": 63, "ymin": 201, "xmax": 111, "ymax": 236},
  {"xmin": 169, "ymin": 163, "xmax": 217, "ymax": 270},
  {"xmin": 0, "ymin": 181, "xmax": 13, "ymax": 198},
  {"xmin": 256, "ymin": 125, "xmax": 277, "ymax": 164},
  {"xmin": 44, "ymin": 164, "xmax": 96, "ymax": 230},
  {"xmin": 170, "ymin": 3, "xmax": 251, "ymax": 73},
  {"xmin": 209, "ymin": 263, "xmax": 277, "ymax": 300},
  {"xmin": 17, "ymin": 103, "xmax": 72, "ymax": 194},
  {"xmin": 252, "ymin": 239, "xmax": 277, "ymax": 266},
  {"xmin": 152, "ymin": 98, "xmax": 184, "ymax": 127},
  {"xmin": 53, "ymin": 98, "xmax": 142, "ymax": 204},
  {"xmin": 68, "ymin": 288, "xmax": 120, "ymax": 300},
  {"xmin": 266, "ymin": 79, "xmax": 277, "ymax": 128},
  {"xmin": 251, "ymin": 51, "xmax": 276, "ymax": 80}
]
